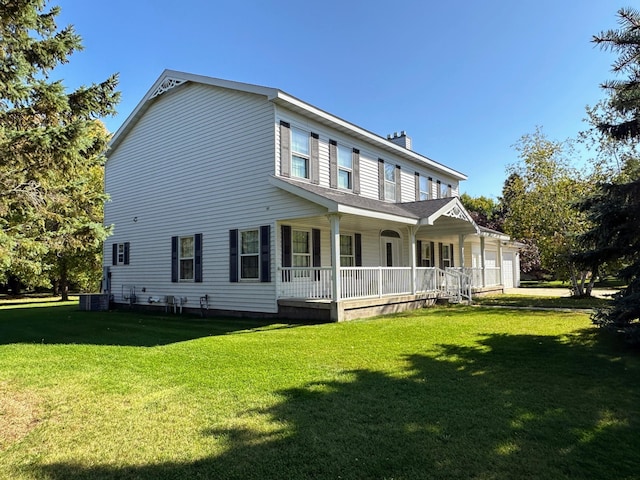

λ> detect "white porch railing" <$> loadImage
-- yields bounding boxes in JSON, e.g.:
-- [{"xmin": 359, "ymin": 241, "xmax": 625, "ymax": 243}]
[
  {"xmin": 278, "ymin": 267, "xmax": 332, "ymax": 299},
  {"xmin": 448, "ymin": 267, "xmax": 501, "ymax": 288},
  {"xmin": 278, "ymin": 266, "xmax": 472, "ymax": 302},
  {"xmin": 341, "ymin": 267, "xmax": 412, "ymax": 299}
]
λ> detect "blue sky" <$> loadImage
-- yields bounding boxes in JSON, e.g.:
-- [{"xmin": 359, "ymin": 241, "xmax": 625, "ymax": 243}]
[{"xmin": 54, "ymin": 0, "xmax": 621, "ymax": 198}]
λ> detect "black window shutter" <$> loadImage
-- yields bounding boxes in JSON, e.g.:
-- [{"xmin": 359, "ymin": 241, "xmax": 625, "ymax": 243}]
[
  {"xmin": 438, "ymin": 242, "xmax": 444, "ymax": 269},
  {"xmin": 312, "ymin": 229, "xmax": 321, "ymax": 267},
  {"xmin": 430, "ymin": 242, "xmax": 435, "ymax": 267},
  {"xmin": 355, "ymin": 233, "xmax": 362, "ymax": 267},
  {"xmin": 329, "ymin": 140, "xmax": 338, "ymax": 189},
  {"xmin": 112, "ymin": 243, "xmax": 118, "ymax": 266},
  {"xmin": 450, "ymin": 243, "xmax": 455, "ymax": 267},
  {"xmin": 281, "ymin": 225, "xmax": 292, "ymax": 282},
  {"xmin": 352, "ymin": 148, "xmax": 360, "ymax": 194},
  {"xmin": 280, "ymin": 121, "xmax": 291, "ymax": 177},
  {"xmin": 229, "ymin": 230, "xmax": 238, "ymax": 283},
  {"xmin": 194, "ymin": 234, "xmax": 203, "ymax": 282},
  {"xmin": 124, "ymin": 242, "xmax": 130, "ymax": 265},
  {"xmin": 171, "ymin": 237, "xmax": 178, "ymax": 282},
  {"xmin": 260, "ymin": 225, "xmax": 271, "ymax": 283},
  {"xmin": 310, "ymin": 133, "xmax": 320, "ymax": 185},
  {"xmin": 417, "ymin": 240, "xmax": 423, "ymax": 266},
  {"xmin": 378, "ymin": 159, "xmax": 385, "ymax": 200},
  {"xmin": 312, "ymin": 228, "xmax": 321, "ymax": 280}
]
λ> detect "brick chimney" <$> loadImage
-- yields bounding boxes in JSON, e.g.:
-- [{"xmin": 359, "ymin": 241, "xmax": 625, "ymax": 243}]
[{"xmin": 387, "ymin": 131, "xmax": 412, "ymax": 150}]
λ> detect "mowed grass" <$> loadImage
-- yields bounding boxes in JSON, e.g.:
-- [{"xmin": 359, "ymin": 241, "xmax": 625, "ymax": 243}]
[
  {"xmin": 0, "ymin": 301, "xmax": 639, "ymax": 479},
  {"xmin": 473, "ymin": 294, "xmax": 612, "ymax": 309}
]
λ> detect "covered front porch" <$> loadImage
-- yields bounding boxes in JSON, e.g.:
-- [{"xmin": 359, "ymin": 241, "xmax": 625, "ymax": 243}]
[{"xmin": 271, "ymin": 177, "xmax": 517, "ymax": 321}]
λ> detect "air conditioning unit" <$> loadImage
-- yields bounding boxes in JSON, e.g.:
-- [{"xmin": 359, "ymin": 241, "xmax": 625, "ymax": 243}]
[{"xmin": 78, "ymin": 294, "xmax": 109, "ymax": 311}]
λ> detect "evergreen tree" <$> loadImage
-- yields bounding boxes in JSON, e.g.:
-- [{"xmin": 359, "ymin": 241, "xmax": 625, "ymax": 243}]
[
  {"xmin": 576, "ymin": 162, "xmax": 640, "ymax": 344},
  {"xmin": 0, "ymin": 0, "xmax": 119, "ymax": 292},
  {"xmin": 593, "ymin": 7, "xmax": 640, "ymax": 140},
  {"xmin": 576, "ymin": 7, "xmax": 640, "ymax": 344}
]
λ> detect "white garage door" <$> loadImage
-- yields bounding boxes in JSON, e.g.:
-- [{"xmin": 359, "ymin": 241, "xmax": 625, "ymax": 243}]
[{"xmin": 502, "ymin": 252, "xmax": 514, "ymax": 288}]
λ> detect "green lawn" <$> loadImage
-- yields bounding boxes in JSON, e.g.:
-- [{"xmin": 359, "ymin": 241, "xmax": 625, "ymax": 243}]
[
  {"xmin": 473, "ymin": 294, "xmax": 612, "ymax": 309},
  {"xmin": 1, "ymin": 301, "xmax": 639, "ymax": 479}
]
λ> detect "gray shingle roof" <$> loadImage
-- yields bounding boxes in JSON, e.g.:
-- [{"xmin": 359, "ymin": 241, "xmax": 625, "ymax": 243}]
[{"xmin": 275, "ymin": 176, "xmax": 464, "ymax": 221}]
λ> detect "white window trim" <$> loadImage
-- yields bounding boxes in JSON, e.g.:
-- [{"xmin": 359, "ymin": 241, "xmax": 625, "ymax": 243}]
[
  {"xmin": 340, "ymin": 233, "xmax": 355, "ymax": 267},
  {"xmin": 337, "ymin": 144, "xmax": 353, "ymax": 191},
  {"xmin": 291, "ymin": 127, "xmax": 310, "ymax": 180},
  {"xmin": 240, "ymin": 228, "xmax": 260, "ymax": 281},
  {"xmin": 116, "ymin": 243, "xmax": 126, "ymax": 266},
  {"xmin": 419, "ymin": 175, "xmax": 429, "ymax": 201},
  {"xmin": 421, "ymin": 242, "xmax": 432, "ymax": 267},
  {"xmin": 179, "ymin": 236, "xmax": 195, "ymax": 282},
  {"xmin": 384, "ymin": 163, "xmax": 396, "ymax": 202},
  {"xmin": 442, "ymin": 244, "xmax": 452, "ymax": 268},
  {"xmin": 292, "ymin": 229, "xmax": 311, "ymax": 277}
]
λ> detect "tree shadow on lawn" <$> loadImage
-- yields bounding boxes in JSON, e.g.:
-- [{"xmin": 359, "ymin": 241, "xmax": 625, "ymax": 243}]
[
  {"xmin": 33, "ymin": 329, "xmax": 640, "ymax": 479},
  {"xmin": 0, "ymin": 304, "xmax": 302, "ymax": 347}
]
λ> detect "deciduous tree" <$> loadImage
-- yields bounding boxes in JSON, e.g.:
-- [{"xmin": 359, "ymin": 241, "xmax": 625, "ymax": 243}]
[{"xmin": 503, "ymin": 128, "xmax": 593, "ymax": 295}]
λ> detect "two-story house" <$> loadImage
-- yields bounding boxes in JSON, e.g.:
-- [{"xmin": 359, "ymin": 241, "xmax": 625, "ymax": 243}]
[{"xmin": 103, "ymin": 70, "xmax": 520, "ymax": 321}]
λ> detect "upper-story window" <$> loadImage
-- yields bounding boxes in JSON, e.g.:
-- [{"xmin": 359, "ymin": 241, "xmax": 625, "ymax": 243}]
[
  {"xmin": 112, "ymin": 242, "xmax": 130, "ymax": 266},
  {"xmin": 437, "ymin": 180, "xmax": 452, "ymax": 198},
  {"xmin": 419, "ymin": 176, "xmax": 430, "ymax": 200},
  {"xmin": 384, "ymin": 163, "xmax": 396, "ymax": 202},
  {"xmin": 291, "ymin": 128, "xmax": 309, "ymax": 179},
  {"xmin": 337, "ymin": 145, "xmax": 352, "ymax": 190}
]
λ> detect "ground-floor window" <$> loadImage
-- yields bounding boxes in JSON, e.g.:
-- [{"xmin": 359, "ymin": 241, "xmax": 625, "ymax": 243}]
[
  {"xmin": 340, "ymin": 234, "xmax": 355, "ymax": 266},
  {"xmin": 420, "ymin": 242, "xmax": 432, "ymax": 267},
  {"xmin": 441, "ymin": 244, "xmax": 453, "ymax": 268}
]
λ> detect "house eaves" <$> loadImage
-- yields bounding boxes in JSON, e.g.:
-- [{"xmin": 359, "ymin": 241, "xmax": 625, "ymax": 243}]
[
  {"xmin": 108, "ymin": 70, "xmax": 468, "ymax": 182},
  {"xmin": 478, "ymin": 226, "xmax": 511, "ymax": 241},
  {"xmin": 270, "ymin": 91, "xmax": 467, "ymax": 181}
]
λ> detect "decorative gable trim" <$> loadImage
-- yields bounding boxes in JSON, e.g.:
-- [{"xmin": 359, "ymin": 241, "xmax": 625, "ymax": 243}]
[
  {"xmin": 149, "ymin": 77, "xmax": 186, "ymax": 99},
  {"xmin": 443, "ymin": 204, "xmax": 472, "ymax": 222}
]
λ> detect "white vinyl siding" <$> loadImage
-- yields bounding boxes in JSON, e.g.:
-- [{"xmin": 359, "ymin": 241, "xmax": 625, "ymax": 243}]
[
  {"xmin": 105, "ymin": 83, "xmax": 325, "ymax": 313},
  {"xmin": 276, "ymin": 108, "xmax": 461, "ymax": 203}
]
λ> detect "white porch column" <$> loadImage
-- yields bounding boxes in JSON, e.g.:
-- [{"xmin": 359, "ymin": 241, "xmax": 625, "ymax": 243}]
[
  {"xmin": 480, "ymin": 236, "xmax": 486, "ymax": 287},
  {"xmin": 458, "ymin": 234, "xmax": 466, "ymax": 268},
  {"xmin": 327, "ymin": 213, "xmax": 342, "ymax": 301},
  {"xmin": 408, "ymin": 226, "xmax": 418, "ymax": 294}
]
